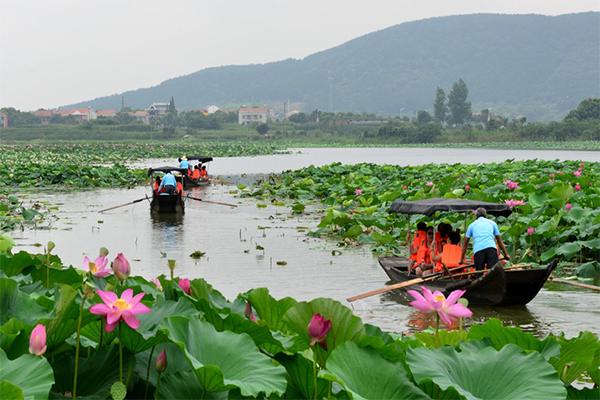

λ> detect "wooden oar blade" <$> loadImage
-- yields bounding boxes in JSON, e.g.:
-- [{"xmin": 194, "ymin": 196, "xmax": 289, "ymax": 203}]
[
  {"xmin": 208, "ymin": 178, "xmax": 234, "ymax": 184},
  {"xmin": 346, "ymin": 277, "xmax": 425, "ymax": 302},
  {"xmin": 185, "ymin": 195, "xmax": 237, "ymax": 207},
  {"xmin": 99, "ymin": 197, "xmax": 147, "ymax": 213}
]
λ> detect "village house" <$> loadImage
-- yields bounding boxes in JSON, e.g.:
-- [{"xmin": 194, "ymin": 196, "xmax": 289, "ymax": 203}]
[
  {"xmin": 34, "ymin": 109, "xmax": 53, "ymax": 124},
  {"xmin": 131, "ymin": 110, "xmax": 149, "ymax": 124},
  {"xmin": 96, "ymin": 110, "xmax": 118, "ymax": 118},
  {"xmin": 147, "ymin": 103, "xmax": 168, "ymax": 120},
  {"xmin": 238, "ymin": 107, "xmax": 268, "ymax": 125},
  {"xmin": 0, "ymin": 111, "xmax": 7, "ymax": 128}
]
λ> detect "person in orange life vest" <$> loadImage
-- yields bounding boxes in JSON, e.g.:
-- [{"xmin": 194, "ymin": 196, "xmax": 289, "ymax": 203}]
[
  {"xmin": 432, "ymin": 231, "xmax": 464, "ymax": 274},
  {"xmin": 434, "ymin": 223, "xmax": 452, "ymax": 254},
  {"xmin": 414, "ymin": 227, "xmax": 435, "ymax": 276},
  {"xmin": 154, "ymin": 176, "xmax": 164, "ymax": 194},
  {"xmin": 460, "ymin": 207, "xmax": 510, "ymax": 273},
  {"xmin": 191, "ymin": 166, "xmax": 201, "ymax": 180},
  {"xmin": 407, "ymin": 222, "xmax": 427, "ymax": 267},
  {"xmin": 200, "ymin": 165, "xmax": 208, "ymax": 177},
  {"xmin": 176, "ymin": 181, "xmax": 184, "ymax": 196}
]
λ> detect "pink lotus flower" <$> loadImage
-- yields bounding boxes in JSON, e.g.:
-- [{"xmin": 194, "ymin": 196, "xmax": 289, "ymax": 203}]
[
  {"xmin": 112, "ymin": 253, "xmax": 130, "ymax": 282},
  {"xmin": 407, "ymin": 286, "xmax": 473, "ymax": 325},
  {"xmin": 152, "ymin": 277, "xmax": 163, "ymax": 291},
  {"xmin": 574, "ymin": 171, "xmax": 581, "ymax": 177},
  {"xmin": 575, "ymin": 184, "xmax": 581, "ymax": 191},
  {"xmin": 426, "ymin": 181, "xmax": 434, "ymax": 187},
  {"xmin": 178, "ymin": 278, "xmax": 191, "ymax": 295},
  {"xmin": 354, "ymin": 189, "xmax": 363, "ymax": 195},
  {"xmin": 504, "ymin": 199, "xmax": 525, "ymax": 208},
  {"xmin": 83, "ymin": 255, "xmax": 110, "ymax": 278},
  {"xmin": 465, "ymin": 185, "xmax": 470, "ymax": 191},
  {"xmin": 245, "ymin": 301, "xmax": 257, "ymax": 323},
  {"xmin": 550, "ymin": 173, "xmax": 555, "ymax": 178},
  {"xmin": 90, "ymin": 289, "xmax": 151, "ymax": 332},
  {"xmin": 527, "ymin": 228, "xmax": 534, "ymax": 235},
  {"xmin": 566, "ymin": 203, "xmax": 572, "ymax": 211},
  {"xmin": 580, "ymin": 163, "xmax": 584, "ymax": 167},
  {"xmin": 403, "ymin": 185, "xmax": 407, "ymax": 189},
  {"xmin": 307, "ymin": 314, "xmax": 331, "ymax": 350},
  {"xmin": 29, "ymin": 324, "xmax": 47, "ymax": 356},
  {"xmin": 156, "ymin": 349, "xmax": 167, "ymax": 373},
  {"xmin": 504, "ymin": 180, "xmax": 519, "ymax": 190},
  {"xmin": 557, "ymin": 170, "xmax": 564, "ymax": 175}
]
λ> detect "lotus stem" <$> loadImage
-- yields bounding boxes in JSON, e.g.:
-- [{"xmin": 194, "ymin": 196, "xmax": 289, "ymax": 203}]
[
  {"xmin": 144, "ymin": 346, "xmax": 156, "ymax": 399},
  {"xmin": 155, "ymin": 372, "xmax": 162, "ymax": 399},
  {"xmin": 119, "ymin": 322, "xmax": 123, "ymax": 383},
  {"xmin": 72, "ymin": 293, "xmax": 86, "ymax": 400},
  {"xmin": 435, "ymin": 313, "xmax": 440, "ymax": 348}
]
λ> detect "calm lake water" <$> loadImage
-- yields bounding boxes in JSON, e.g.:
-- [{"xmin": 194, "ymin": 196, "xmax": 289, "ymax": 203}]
[{"xmin": 11, "ymin": 147, "xmax": 600, "ymax": 338}]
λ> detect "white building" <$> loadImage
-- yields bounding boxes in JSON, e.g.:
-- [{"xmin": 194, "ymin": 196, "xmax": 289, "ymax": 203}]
[{"xmin": 238, "ymin": 107, "xmax": 268, "ymax": 125}]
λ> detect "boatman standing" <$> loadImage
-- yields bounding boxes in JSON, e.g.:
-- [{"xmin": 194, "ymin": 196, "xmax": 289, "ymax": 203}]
[
  {"xmin": 459, "ymin": 207, "xmax": 510, "ymax": 272},
  {"xmin": 179, "ymin": 156, "xmax": 190, "ymax": 170}
]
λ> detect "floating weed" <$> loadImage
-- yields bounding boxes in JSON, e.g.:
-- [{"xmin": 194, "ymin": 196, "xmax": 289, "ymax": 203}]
[
  {"xmin": 276, "ymin": 261, "xmax": 287, "ymax": 265},
  {"xmin": 189, "ymin": 251, "xmax": 206, "ymax": 259}
]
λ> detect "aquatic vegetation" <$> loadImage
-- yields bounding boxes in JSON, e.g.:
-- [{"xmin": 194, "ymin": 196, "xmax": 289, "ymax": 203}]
[
  {"xmin": 0, "ymin": 244, "xmax": 597, "ymax": 399},
  {"xmin": 244, "ymin": 159, "xmax": 600, "ymax": 271}
]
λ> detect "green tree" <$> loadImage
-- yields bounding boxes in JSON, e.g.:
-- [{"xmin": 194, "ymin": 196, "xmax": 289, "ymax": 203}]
[
  {"xmin": 433, "ymin": 87, "xmax": 447, "ymax": 123},
  {"xmin": 256, "ymin": 123, "xmax": 269, "ymax": 135},
  {"xmin": 417, "ymin": 110, "xmax": 433, "ymax": 125},
  {"xmin": 448, "ymin": 78, "xmax": 472, "ymax": 125},
  {"xmin": 564, "ymin": 98, "xmax": 600, "ymax": 121},
  {"xmin": 0, "ymin": 107, "xmax": 41, "ymax": 126},
  {"xmin": 167, "ymin": 97, "xmax": 177, "ymax": 116}
]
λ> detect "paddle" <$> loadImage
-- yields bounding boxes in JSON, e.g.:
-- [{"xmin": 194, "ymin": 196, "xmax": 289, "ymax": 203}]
[
  {"xmin": 99, "ymin": 197, "xmax": 149, "ymax": 213},
  {"xmin": 346, "ymin": 264, "xmax": 474, "ymax": 302},
  {"xmin": 209, "ymin": 178, "xmax": 234, "ymax": 184},
  {"xmin": 185, "ymin": 195, "xmax": 238, "ymax": 207},
  {"xmin": 548, "ymin": 277, "xmax": 600, "ymax": 291}
]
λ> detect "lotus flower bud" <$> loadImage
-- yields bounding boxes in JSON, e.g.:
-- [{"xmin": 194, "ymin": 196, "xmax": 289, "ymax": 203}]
[
  {"xmin": 112, "ymin": 253, "xmax": 130, "ymax": 282},
  {"xmin": 527, "ymin": 228, "xmax": 534, "ymax": 235},
  {"xmin": 245, "ymin": 301, "xmax": 257, "ymax": 323},
  {"xmin": 307, "ymin": 314, "xmax": 331, "ymax": 351},
  {"xmin": 178, "ymin": 278, "xmax": 191, "ymax": 295},
  {"xmin": 29, "ymin": 324, "xmax": 47, "ymax": 356},
  {"xmin": 156, "ymin": 349, "xmax": 167, "ymax": 373},
  {"xmin": 465, "ymin": 185, "xmax": 470, "ymax": 191},
  {"xmin": 565, "ymin": 203, "xmax": 572, "ymax": 212}
]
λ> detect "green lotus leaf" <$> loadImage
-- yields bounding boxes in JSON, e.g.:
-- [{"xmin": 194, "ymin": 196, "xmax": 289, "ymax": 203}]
[
  {"xmin": 274, "ymin": 353, "xmax": 331, "ymax": 400},
  {"xmin": 325, "ymin": 342, "xmax": 428, "ymax": 400},
  {"xmin": 0, "ymin": 278, "xmax": 50, "ymax": 327},
  {"xmin": 575, "ymin": 261, "xmax": 600, "ymax": 278},
  {"xmin": 466, "ymin": 318, "xmax": 560, "ymax": 360},
  {"xmin": 0, "ymin": 251, "xmax": 41, "ymax": 277},
  {"xmin": 407, "ymin": 344, "xmax": 566, "ymax": 400},
  {"xmin": 0, "ymin": 381, "xmax": 24, "ymax": 400},
  {"xmin": 0, "ymin": 233, "xmax": 16, "ymax": 253},
  {"xmin": 160, "ymin": 315, "xmax": 287, "ymax": 397},
  {"xmin": 555, "ymin": 242, "xmax": 581, "ymax": 260},
  {"xmin": 529, "ymin": 192, "xmax": 549, "ymax": 207},
  {"xmin": 247, "ymin": 287, "xmax": 298, "ymax": 333},
  {"xmin": 549, "ymin": 331, "xmax": 600, "ymax": 385},
  {"xmin": 551, "ymin": 183, "xmax": 575, "ymax": 200},
  {"xmin": 372, "ymin": 231, "xmax": 393, "ymax": 245},
  {"xmin": 0, "ymin": 349, "xmax": 54, "ymax": 400},
  {"xmin": 343, "ymin": 224, "xmax": 364, "ymax": 238},
  {"xmin": 566, "ymin": 385, "xmax": 600, "ymax": 400},
  {"xmin": 578, "ymin": 238, "xmax": 600, "ymax": 250},
  {"xmin": 158, "ymin": 370, "xmax": 229, "ymax": 399}
]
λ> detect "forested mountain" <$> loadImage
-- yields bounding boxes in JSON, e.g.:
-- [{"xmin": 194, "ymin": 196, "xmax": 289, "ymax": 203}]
[{"xmin": 67, "ymin": 12, "xmax": 599, "ymax": 122}]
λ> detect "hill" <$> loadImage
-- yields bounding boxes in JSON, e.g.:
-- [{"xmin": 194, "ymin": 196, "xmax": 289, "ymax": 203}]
[{"xmin": 67, "ymin": 12, "xmax": 599, "ymax": 122}]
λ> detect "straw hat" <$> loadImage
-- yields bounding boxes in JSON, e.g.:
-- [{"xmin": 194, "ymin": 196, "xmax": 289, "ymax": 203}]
[{"xmin": 181, "ymin": 156, "xmax": 187, "ymax": 160}]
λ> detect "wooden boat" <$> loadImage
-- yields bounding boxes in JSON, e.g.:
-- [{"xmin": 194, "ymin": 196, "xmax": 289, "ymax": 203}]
[
  {"xmin": 180, "ymin": 156, "xmax": 213, "ymax": 188},
  {"xmin": 378, "ymin": 198, "xmax": 556, "ymax": 305},
  {"xmin": 147, "ymin": 166, "xmax": 187, "ymax": 214},
  {"xmin": 378, "ymin": 257, "xmax": 557, "ymax": 306}
]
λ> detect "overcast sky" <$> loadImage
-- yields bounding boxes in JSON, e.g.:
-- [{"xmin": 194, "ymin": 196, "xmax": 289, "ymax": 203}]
[{"xmin": 1, "ymin": 0, "xmax": 598, "ymax": 111}]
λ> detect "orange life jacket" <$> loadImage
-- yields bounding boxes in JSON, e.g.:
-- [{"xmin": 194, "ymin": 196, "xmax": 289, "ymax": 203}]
[
  {"xmin": 177, "ymin": 182, "xmax": 184, "ymax": 196},
  {"xmin": 415, "ymin": 241, "xmax": 432, "ymax": 269},
  {"xmin": 435, "ymin": 243, "xmax": 463, "ymax": 273},
  {"xmin": 409, "ymin": 230, "xmax": 426, "ymax": 261},
  {"xmin": 200, "ymin": 169, "xmax": 207, "ymax": 177},
  {"xmin": 191, "ymin": 169, "xmax": 200, "ymax": 179}
]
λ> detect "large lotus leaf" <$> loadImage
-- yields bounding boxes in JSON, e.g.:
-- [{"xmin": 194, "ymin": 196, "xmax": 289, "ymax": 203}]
[
  {"xmin": 324, "ymin": 342, "xmax": 428, "ymax": 400},
  {"xmin": 50, "ymin": 344, "xmax": 122, "ymax": 399},
  {"xmin": 414, "ymin": 329, "xmax": 467, "ymax": 349},
  {"xmin": 466, "ymin": 318, "xmax": 560, "ymax": 360},
  {"xmin": 529, "ymin": 192, "xmax": 549, "ymax": 207},
  {"xmin": 549, "ymin": 331, "xmax": 599, "ymax": 385},
  {"xmin": 552, "ymin": 183, "xmax": 575, "ymax": 200},
  {"xmin": 575, "ymin": 261, "xmax": 600, "ymax": 278},
  {"xmin": 566, "ymin": 385, "xmax": 600, "ymax": 400},
  {"xmin": 343, "ymin": 224, "xmax": 364, "ymax": 238},
  {"xmin": 578, "ymin": 238, "xmax": 600, "ymax": 251},
  {"xmin": 160, "ymin": 315, "xmax": 287, "ymax": 397},
  {"xmin": 283, "ymin": 298, "xmax": 367, "ymax": 363},
  {"xmin": 274, "ymin": 353, "xmax": 332, "ymax": 400},
  {"xmin": 120, "ymin": 296, "xmax": 199, "ymax": 353},
  {"xmin": 157, "ymin": 370, "xmax": 228, "ymax": 399},
  {"xmin": 0, "ymin": 381, "xmax": 24, "ymax": 400},
  {"xmin": 247, "ymin": 287, "xmax": 297, "ymax": 333},
  {"xmin": 0, "ymin": 278, "xmax": 49, "ymax": 326},
  {"xmin": 0, "ymin": 349, "xmax": 54, "ymax": 399},
  {"xmin": 555, "ymin": 242, "xmax": 581, "ymax": 260},
  {"xmin": 0, "ymin": 318, "xmax": 31, "ymax": 359},
  {"xmin": 29, "ymin": 265, "xmax": 83, "ymax": 291},
  {"xmin": 407, "ymin": 344, "xmax": 566, "ymax": 400},
  {"xmin": 189, "ymin": 278, "xmax": 231, "ymax": 310},
  {"xmin": 196, "ymin": 297, "xmax": 293, "ymax": 355},
  {"xmin": 372, "ymin": 231, "xmax": 393, "ymax": 245},
  {"xmin": 0, "ymin": 251, "xmax": 41, "ymax": 277}
]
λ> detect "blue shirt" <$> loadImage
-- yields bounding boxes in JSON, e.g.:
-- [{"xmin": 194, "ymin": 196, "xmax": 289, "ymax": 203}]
[
  {"xmin": 466, "ymin": 217, "xmax": 500, "ymax": 254},
  {"xmin": 179, "ymin": 160, "xmax": 190, "ymax": 169},
  {"xmin": 158, "ymin": 172, "xmax": 177, "ymax": 191}
]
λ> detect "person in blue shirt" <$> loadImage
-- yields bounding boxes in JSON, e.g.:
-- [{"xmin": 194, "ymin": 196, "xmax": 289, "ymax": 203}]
[
  {"xmin": 158, "ymin": 171, "xmax": 177, "ymax": 195},
  {"xmin": 179, "ymin": 156, "xmax": 190, "ymax": 170},
  {"xmin": 459, "ymin": 207, "xmax": 510, "ymax": 272}
]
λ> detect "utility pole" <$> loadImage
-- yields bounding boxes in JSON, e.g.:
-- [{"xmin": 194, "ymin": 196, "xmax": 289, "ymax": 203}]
[
  {"xmin": 121, "ymin": 96, "xmax": 124, "ymax": 125},
  {"xmin": 328, "ymin": 71, "xmax": 333, "ymax": 113}
]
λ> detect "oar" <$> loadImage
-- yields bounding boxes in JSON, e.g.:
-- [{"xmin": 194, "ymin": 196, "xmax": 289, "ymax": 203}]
[
  {"xmin": 346, "ymin": 264, "xmax": 474, "ymax": 302},
  {"xmin": 209, "ymin": 178, "xmax": 234, "ymax": 184},
  {"xmin": 438, "ymin": 264, "xmax": 533, "ymax": 279},
  {"xmin": 99, "ymin": 197, "xmax": 149, "ymax": 213},
  {"xmin": 185, "ymin": 195, "xmax": 238, "ymax": 207},
  {"xmin": 548, "ymin": 277, "xmax": 600, "ymax": 291}
]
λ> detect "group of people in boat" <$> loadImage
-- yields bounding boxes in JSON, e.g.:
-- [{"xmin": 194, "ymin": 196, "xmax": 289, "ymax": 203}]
[
  {"xmin": 408, "ymin": 207, "xmax": 510, "ymax": 277},
  {"xmin": 179, "ymin": 156, "xmax": 208, "ymax": 180}
]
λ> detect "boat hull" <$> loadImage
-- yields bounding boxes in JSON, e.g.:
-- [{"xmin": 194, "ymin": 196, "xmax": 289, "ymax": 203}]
[
  {"xmin": 378, "ymin": 257, "xmax": 557, "ymax": 306},
  {"xmin": 150, "ymin": 192, "xmax": 185, "ymax": 214},
  {"xmin": 184, "ymin": 175, "xmax": 210, "ymax": 188}
]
